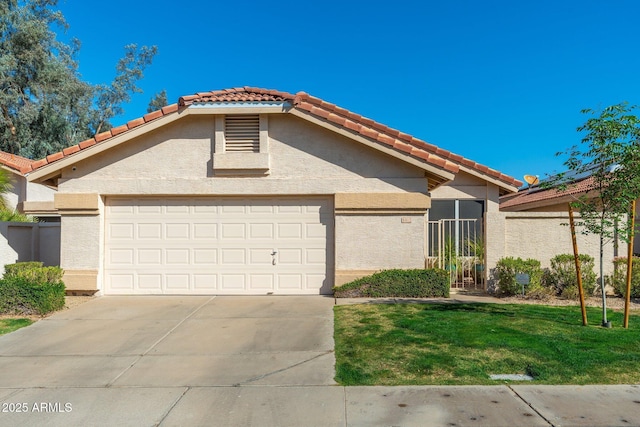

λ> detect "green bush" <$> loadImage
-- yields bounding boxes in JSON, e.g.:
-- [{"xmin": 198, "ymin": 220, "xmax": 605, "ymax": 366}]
[
  {"xmin": 543, "ymin": 254, "xmax": 597, "ymax": 299},
  {"xmin": 611, "ymin": 257, "xmax": 640, "ymax": 298},
  {"xmin": 0, "ymin": 276, "xmax": 65, "ymax": 315},
  {"xmin": 0, "ymin": 262, "xmax": 65, "ymax": 315},
  {"xmin": 333, "ymin": 269, "xmax": 450, "ymax": 298},
  {"xmin": 494, "ymin": 257, "xmax": 543, "ymax": 296},
  {"xmin": 4, "ymin": 262, "xmax": 64, "ymax": 284}
]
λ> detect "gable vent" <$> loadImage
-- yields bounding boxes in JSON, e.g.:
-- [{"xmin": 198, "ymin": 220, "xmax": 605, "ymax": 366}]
[{"xmin": 224, "ymin": 115, "xmax": 260, "ymax": 152}]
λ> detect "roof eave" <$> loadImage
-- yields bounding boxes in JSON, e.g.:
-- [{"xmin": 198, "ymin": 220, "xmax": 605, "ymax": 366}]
[
  {"xmin": 288, "ymin": 108, "xmax": 456, "ymax": 189},
  {"xmin": 26, "ymin": 108, "xmax": 184, "ymax": 183}
]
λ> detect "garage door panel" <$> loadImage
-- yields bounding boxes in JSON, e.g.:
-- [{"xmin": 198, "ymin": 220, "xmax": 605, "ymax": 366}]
[
  {"xmin": 278, "ymin": 223, "xmax": 302, "ymax": 239},
  {"xmin": 138, "ymin": 223, "xmax": 162, "ymax": 239},
  {"xmin": 194, "ymin": 274, "xmax": 217, "ymax": 290},
  {"xmin": 194, "ymin": 223, "xmax": 217, "ymax": 239},
  {"xmin": 166, "ymin": 223, "xmax": 189, "ymax": 239},
  {"xmin": 109, "ymin": 223, "xmax": 134, "ymax": 239},
  {"xmin": 222, "ymin": 223, "xmax": 245, "ymax": 239},
  {"xmin": 138, "ymin": 249, "xmax": 162, "ymax": 265},
  {"xmin": 250, "ymin": 274, "xmax": 274, "ymax": 290},
  {"xmin": 109, "ymin": 249, "xmax": 134, "ymax": 265},
  {"xmin": 221, "ymin": 274, "xmax": 245, "ymax": 290},
  {"xmin": 105, "ymin": 197, "xmax": 333, "ymax": 295},
  {"xmin": 138, "ymin": 274, "xmax": 162, "ymax": 290},
  {"xmin": 249, "ymin": 223, "xmax": 273, "ymax": 239},
  {"xmin": 194, "ymin": 249, "xmax": 217, "ymax": 264}
]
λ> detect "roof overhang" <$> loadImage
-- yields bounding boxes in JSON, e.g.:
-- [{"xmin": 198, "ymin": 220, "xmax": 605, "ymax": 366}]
[
  {"xmin": 27, "ymin": 104, "xmax": 292, "ymax": 185},
  {"xmin": 288, "ymin": 108, "xmax": 455, "ymax": 190}
]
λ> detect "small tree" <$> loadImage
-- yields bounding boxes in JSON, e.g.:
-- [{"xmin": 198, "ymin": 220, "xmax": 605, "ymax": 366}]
[{"xmin": 552, "ymin": 103, "xmax": 640, "ymax": 327}]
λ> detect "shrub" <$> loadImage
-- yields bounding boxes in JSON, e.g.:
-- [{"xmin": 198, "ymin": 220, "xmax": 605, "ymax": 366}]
[
  {"xmin": 494, "ymin": 257, "xmax": 543, "ymax": 296},
  {"xmin": 0, "ymin": 262, "xmax": 65, "ymax": 315},
  {"xmin": 333, "ymin": 269, "xmax": 450, "ymax": 298},
  {"xmin": 0, "ymin": 277, "xmax": 65, "ymax": 315},
  {"xmin": 4, "ymin": 262, "xmax": 64, "ymax": 284},
  {"xmin": 0, "ymin": 209, "xmax": 37, "ymax": 222},
  {"xmin": 543, "ymin": 254, "xmax": 597, "ymax": 299},
  {"xmin": 611, "ymin": 257, "xmax": 640, "ymax": 298}
]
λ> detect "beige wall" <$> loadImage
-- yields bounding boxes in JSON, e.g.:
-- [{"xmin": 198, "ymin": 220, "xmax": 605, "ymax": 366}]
[
  {"xmin": 486, "ymin": 211, "xmax": 623, "ymax": 289},
  {"xmin": 59, "ymin": 115, "xmax": 427, "ymax": 195},
  {"xmin": 430, "ymin": 171, "xmax": 501, "ymax": 212},
  {"xmin": 55, "ymin": 113, "xmax": 430, "ymax": 293},
  {"xmin": 4, "ymin": 170, "xmax": 55, "ymax": 213}
]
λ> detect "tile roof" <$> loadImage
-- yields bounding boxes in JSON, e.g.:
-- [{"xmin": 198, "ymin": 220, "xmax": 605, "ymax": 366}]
[
  {"xmin": 500, "ymin": 176, "xmax": 597, "ymax": 210},
  {"xmin": 0, "ymin": 151, "xmax": 35, "ymax": 175},
  {"xmin": 21, "ymin": 86, "xmax": 522, "ymax": 190}
]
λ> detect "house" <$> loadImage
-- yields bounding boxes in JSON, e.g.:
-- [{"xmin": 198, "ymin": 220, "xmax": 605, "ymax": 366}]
[
  {"xmin": 0, "ymin": 152, "xmax": 59, "ymax": 269},
  {"xmin": 20, "ymin": 87, "xmax": 521, "ymax": 295},
  {"xmin": 498, "ymin": 173, "xmax": 636, "ymax": 279}
]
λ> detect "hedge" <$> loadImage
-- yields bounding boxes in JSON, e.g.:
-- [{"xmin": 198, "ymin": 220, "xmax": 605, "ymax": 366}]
[
  {"xmin": 0, "ymin": 262, "xmax": 65, "ymax": 315},
  {"xmin": 333, "ymin": 269, "xmax": 450, "ymax": 298}
]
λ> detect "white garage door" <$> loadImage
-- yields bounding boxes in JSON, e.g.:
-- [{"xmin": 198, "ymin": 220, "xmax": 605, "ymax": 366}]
[{"xmin": 104, "ymin": 197, "xmax": 334, "ymax": 295}]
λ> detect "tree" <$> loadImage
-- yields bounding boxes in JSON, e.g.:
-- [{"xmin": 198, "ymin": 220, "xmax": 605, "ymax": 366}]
[
  {"xmin": 0, "ymin": 0, "xmax": 156, "ymax": 159},
  {"xmin": 0, "ymin": 167, "xmax": 11, "ymax": 210},
  {"xmin": 553, "ymin": 103, "xmax": 640, "ymax": 327},
  {"xmin": 147, "ymin": 89, "xmax": 168, "ymax": 113}
]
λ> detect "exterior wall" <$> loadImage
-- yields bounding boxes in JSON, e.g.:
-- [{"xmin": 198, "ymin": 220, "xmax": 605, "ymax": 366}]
[
  {"xmin": 335, "ymin": 214, "xmax": 426, "ymax": 285},
  {"xmin": 486, "ymin": 211, "xmax": 623, "ymax": 290},
  {"xmin": 0, "ymin": 222, "xmax": 60, "ymax": 275},
  {"xmin": 430, "ymin": 171, "xmax": 501, "ymax": 212},
  {"xmin": 3, "ymin": 170, "xmax": 56, "ymax": 213},
  {"xmin": 55, "ymin": 113, "xmax": 430, "ymax": 293}
]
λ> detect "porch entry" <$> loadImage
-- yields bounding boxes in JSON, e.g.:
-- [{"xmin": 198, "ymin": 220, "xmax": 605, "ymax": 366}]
[{"xmin": 427, "ymin": 200, "xmax": 485, "ymax": 290}]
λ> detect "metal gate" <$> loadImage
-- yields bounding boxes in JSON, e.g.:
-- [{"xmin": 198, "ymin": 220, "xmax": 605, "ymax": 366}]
[{"xmin": 426, "ymin": 219, "xmax": 485, "ymax": 290}]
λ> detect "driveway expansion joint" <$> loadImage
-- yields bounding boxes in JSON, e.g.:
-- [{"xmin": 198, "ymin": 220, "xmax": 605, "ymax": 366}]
[{"xmin": 232, "ymin": 350, "xmax": 335, "ymax": 386}]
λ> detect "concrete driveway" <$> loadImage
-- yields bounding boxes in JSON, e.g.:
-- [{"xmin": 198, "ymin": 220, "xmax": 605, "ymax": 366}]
[{"xmin": 0, "ymin": 296, "xmax": 339, "ymax": 426}]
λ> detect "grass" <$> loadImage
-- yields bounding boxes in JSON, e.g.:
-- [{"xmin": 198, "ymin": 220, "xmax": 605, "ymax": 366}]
[
  {"xmin": 0, "ymin": 318, "xmax": 33, "ymax": 336},
  {"xmin": 334, "ymin": 302, "xmax": 640, "ymax": 385}
]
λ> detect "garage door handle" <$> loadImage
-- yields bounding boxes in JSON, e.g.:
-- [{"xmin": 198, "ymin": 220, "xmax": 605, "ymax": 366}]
[{"xmin": 271, "ymin": 251, "xmax": 277, "ymax": 265}]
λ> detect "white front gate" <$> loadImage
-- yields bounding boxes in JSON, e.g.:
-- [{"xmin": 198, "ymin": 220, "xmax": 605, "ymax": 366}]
[{"xmin": 426, "ymin": 219, "xmax": 484, "ymax": 290}]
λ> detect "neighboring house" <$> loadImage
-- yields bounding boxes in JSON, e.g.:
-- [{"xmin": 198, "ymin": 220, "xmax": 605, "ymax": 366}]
[
  {"xmin": 498, "ymin": 174, "xmax": 636, "ymax": 279},
  {"xmin": 0, "ymin": 152, "xmax": 60, "ymax": 269},
  {"xmin": 20, "ymin": 87, "xmax": 521, "ymax": 295}
]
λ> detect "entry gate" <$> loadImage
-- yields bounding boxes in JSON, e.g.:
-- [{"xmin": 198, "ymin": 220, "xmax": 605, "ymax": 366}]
[{"xmin": 426, "ymin": 219, "xmax": 484, "ymax": 289}]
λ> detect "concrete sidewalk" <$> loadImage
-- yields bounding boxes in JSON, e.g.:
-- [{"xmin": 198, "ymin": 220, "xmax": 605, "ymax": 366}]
[{"xmin": 1, "ymin": 384, "xmax": 639, "ymax": 426}]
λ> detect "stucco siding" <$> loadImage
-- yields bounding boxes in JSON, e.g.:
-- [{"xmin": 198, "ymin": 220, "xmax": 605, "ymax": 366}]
[
  {"xmin": 335, "ymin": 214, "xmax": 425, "ymax": 271},
  {"xmin": 59, "ymin": 115, "xmax": 426, "ymax": 196},
  {"xmin": 486, "ymin": 211, "xmax": 622, "ymax": 288},
  {"xmin": 431, "ymin": 171, "xmax": 501, "ymax": 212}
]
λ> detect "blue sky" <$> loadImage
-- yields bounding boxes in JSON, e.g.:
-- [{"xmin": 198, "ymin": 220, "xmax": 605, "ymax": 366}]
[{"xmin": 56, "ymin": 0, "xmax": 640, "ymax": 183}]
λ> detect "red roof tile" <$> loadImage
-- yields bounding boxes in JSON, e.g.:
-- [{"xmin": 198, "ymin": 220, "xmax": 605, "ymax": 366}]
[
  {"xmin": 0, "ymin": 151, "xmax": 35, "ymax": 174},
  {"xmin": 22, "ymin": 86, "xmax": 521, "ymax": 190},
  {"xmin": 500, "ymin": 176, "xmax": 597, "ymax": 210}
]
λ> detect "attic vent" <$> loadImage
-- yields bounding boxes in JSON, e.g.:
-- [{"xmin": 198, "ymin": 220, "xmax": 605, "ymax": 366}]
[{"xmin": 225, "ymin": 115, "xmax": 260, "ymax": 152}]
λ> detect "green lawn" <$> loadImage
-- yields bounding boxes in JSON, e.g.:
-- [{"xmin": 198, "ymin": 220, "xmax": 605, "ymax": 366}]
[
  {"xmin": 334, "ymin": 303, "xmax": 640, "ymax": 385},
  {"xmin": 0, "ymin": 318, "xmax": 33, "ymax": 336}
]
